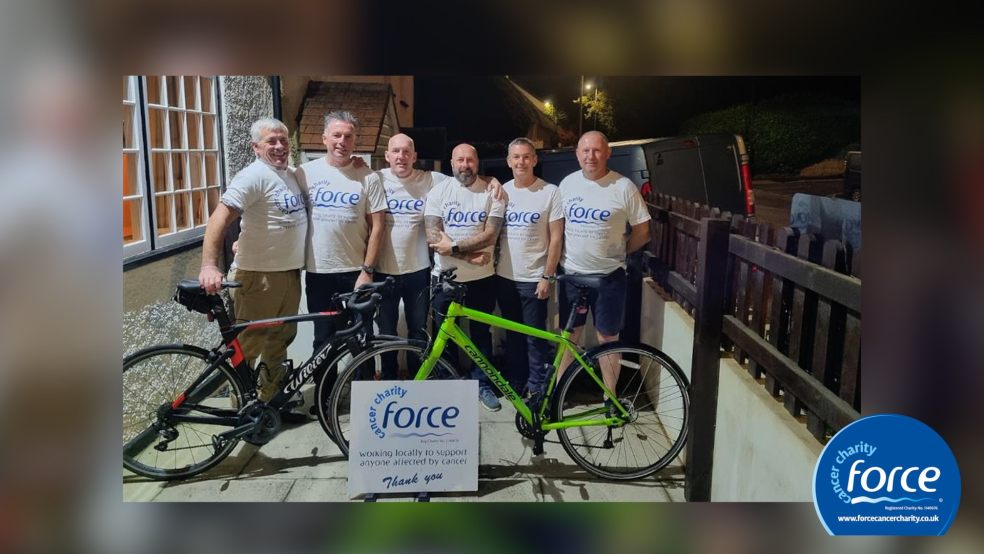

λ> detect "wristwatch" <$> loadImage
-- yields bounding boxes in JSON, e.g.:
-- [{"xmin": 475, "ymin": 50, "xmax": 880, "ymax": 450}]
[
  {"xmin": 451, "ymin": 240, "xmax": 460, "ymax": 254},
  {"xmin": 541, "ymin": 274, "xmax": 557, "ymax": 283},
  {"xmin": 361, "ymin": 264, "xmax": 376, "ymax": 274}
]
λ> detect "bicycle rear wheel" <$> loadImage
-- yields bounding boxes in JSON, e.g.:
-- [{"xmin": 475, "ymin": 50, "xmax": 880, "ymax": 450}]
[
  {"xmin": 321, "ymin": 340, "xmax": 459, "ymax": 457},
  {"xmin": 123, "ymin": 345, "xmax": 245, "ymax": 480},
  {"xmin": 553, "ymin": 342, "xmax": 690, "ymax": 480}
]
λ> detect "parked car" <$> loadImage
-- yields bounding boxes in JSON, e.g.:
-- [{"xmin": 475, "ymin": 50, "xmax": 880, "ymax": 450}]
[
  {"xmin": 481, "ymin": 134, "xmax": 754, "ymax": 216},
  {"xmin": 844, "ymin": 150, "xmax": 861, "ymax": 202}
]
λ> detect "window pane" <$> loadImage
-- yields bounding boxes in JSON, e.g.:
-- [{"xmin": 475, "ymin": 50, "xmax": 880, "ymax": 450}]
[
  {"xmin": 123, "ymin": 105, "xmax": 135, "ymax": 149},
  {"xmin": 168, "ymin": 110, "xmax": 185, "ymax": 149},
  {"xmin": 172, "ymin": 153, "xmax": 187, "ymax": 190},
  {"xmin": 203, "ymin": 114, "xmax": 216, "ymax": 149},
  {"xmin": 147, "ymin": 107, "xmax": 166, "ymax": 148},
  {"xmin": 155, "ymin": 194, "xmax": 172, "ymax": 235},
  {"xmin": 123, "ymin": 199, "xmax": 143, "ymax": 244},
  {"xmin": 201, "ymin": 77, "xmax": 213, "ymax": 112},
  {"xmin": 184, "ymin": 76, "xmax": 198, "ymax": 110},
  {"xmin": 188, "ymin": 153, "xmax": 203, "ymax": 189},
  {"xmin": 187, "ymin": 113, "xmax": 201, "ymax": 149},
  {"xmin": 175, "ymin": 192, "xmax": 191, "ymax": 230},
  {"xmin": 207, "ymin": 186, "xmax": 220, "ymax": 214},
  {"xmin": 204, "ymin": 153, "xmax": 218, "ymax": 186},
  {"xmin": 165, "ymin": 76, "xmax": 181, "ymax": 107},
  {"xmin": 151, "ymin": 153, "xmax": 169, "ymax": 192},
  {"xmin": 192, "ymin": 191, "xmax": 206, "ymax": 226},
  {"xmin": 146, "ymin": 76, "xmax": 162, "ymax": 104},
  {"xmin": 123, "ymin": 153, "xmax": 140, "ymax": 197}
]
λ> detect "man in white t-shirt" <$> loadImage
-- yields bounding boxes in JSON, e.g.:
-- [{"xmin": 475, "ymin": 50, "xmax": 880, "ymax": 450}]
[
  {"xmin": 494, "ymin": 137, "xmax": 564, "ymax": 400},
  {"xmin": 558, "ymin": 131, "xmax": 651, "ymax": 393},
  {"xmin": 297, "ymin": 111, "xmax": 387, "ymax": 356},
  {"xmin": 198, "ymin": 117, "xmax": 307, "ymax": 402},
  {"xmin": 425, "ymin": 143, "xmax": 506, "ymax": 410}
]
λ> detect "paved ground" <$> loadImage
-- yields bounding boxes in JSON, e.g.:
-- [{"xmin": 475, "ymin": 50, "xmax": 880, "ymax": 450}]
[
  {"xmin": 123, "ymin": 399, "xmax": 686, "ymax": 502},
  {"xmin": 752, "ymin": 178, "xmax": 845, "ymax": 229},
  {"xmin": 124, "ymin": 288, "xmax": 686, "ymax": 502}
]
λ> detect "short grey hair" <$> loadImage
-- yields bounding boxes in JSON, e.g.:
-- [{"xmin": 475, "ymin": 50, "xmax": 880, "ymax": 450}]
[
  {"xmin": 508, "ymin": 137, "xmax": 536, "ymax": 152},
  {"xmin": 324, "ymin": 110, "xmax": 359, "ymax": 130},
  {"xmin": 250, "ymin": 117, "xmax": 288, "ymax": 142}
]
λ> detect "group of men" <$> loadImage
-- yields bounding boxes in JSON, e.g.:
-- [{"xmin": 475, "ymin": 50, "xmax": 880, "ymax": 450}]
[{"xmin": 199, "ymin": 112, "xmax": 651, "ymax": 414}]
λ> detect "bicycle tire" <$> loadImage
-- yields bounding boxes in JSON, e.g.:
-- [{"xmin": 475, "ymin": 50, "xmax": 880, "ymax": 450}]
[
  {"xmin": 553, "ymin": 342, "xmax": 690, "ymax": 480},
  {"xmin": 123, "ymin": 344, "xmax": 245, "ymax": 480},
  {"xmin": 321, "ymin": 340, "xmax": 460, "ymax": 457},
  {"xmin": 310, "ymin": 336, "xmax": 404, "ymax": 444}
]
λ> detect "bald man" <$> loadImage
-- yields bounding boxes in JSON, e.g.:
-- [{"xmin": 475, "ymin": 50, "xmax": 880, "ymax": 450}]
[
  {"xmin": 375, "ymin": 134, "xmax": 503, "ymax": 379},
  {"xmin": 425, "ymin": 143, "xmax": 506, "ymax": 411},
  {"xmin": 558, "ymin": 131, "xmax": 651, "ymax": 394}
]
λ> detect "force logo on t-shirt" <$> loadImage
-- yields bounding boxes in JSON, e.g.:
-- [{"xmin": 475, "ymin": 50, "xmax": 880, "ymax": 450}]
[
  {"xmin": 310, "ymin": 180, "xmax": 361, "ymax": 209},
  {"xmin": 442, "ymin": 200, "xmax": 488, "ymax": 229},
  {"xmin": 274, "ymin": 187, "xmax": 306, "ymax": 216},
  {"xmin": 503, "ymin": 201, "xmax": 542, "ymax": 228}
]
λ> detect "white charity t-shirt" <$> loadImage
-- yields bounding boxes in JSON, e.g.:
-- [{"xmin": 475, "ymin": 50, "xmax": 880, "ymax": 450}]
[
  {"xmin": 220, "ymin": 159, "xmax": 307, "ymax": 272},
  {"xmin": 559, "ymin": 169, "xmax": 651, "ymax": 274},
  {"xmin": 424, "ymin": 177, "xmax": 506, "ymax": 283},
  {"xmin": 299, "ymin": 159, "xmax": 387, "ymax": 273},
  {"xmin": 376, "ymin": 168, "xmax": 449, "ymax": 275},
  {"xmin": 495, "ymin": 178, "xmax": 564, "ymax": 282}
]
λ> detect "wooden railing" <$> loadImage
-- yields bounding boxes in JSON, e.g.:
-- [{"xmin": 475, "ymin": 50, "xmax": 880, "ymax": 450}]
[{"xmin": 643, "ymin": 195, "xmax": 862, "ymax": 501}]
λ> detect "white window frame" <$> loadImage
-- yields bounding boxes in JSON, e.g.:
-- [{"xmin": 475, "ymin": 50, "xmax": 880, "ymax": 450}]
[
  {"xmin": 123, "ymin": 75, "xmax": 224, "ymax": 261},
  {"xmin": 123, "ymin": 76, "xmax": 151, "ymax": 258}
]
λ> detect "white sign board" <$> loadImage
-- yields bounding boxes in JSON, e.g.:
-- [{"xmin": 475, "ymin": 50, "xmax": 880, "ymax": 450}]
[{"xmin": 348, "ymin": 380, "xmax": 478, "ymax": 498}]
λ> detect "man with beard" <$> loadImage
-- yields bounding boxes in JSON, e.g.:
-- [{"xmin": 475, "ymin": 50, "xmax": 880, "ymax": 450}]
[{"xmin": 425, "ymin": 143, "xmax": 506, "ymax": 411}]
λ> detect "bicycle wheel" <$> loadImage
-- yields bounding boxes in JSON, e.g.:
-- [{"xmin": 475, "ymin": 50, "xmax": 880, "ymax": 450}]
[
  {"xmin": 553, "ymin": 342, "xmax": 690, "ymax": 480},
  {"xmin": 123, "ymin": 345, "xmax": 245, "ymax": 480},
  {"xmin": 321, "ymin": 340, "xmax": 460, "ymax": 457}
]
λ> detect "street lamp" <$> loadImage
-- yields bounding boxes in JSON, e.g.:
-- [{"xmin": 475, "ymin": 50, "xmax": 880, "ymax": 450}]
[
  {"xmin": 585, "ymin": 81, "xmax": 599, "ymax": 130},
  {"xmin": 578, "ymin": 75, "xmax": 584, "ymax": 137}
]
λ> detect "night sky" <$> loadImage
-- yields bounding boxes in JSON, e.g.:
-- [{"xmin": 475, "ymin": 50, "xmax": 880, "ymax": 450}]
[{"xmin": 414, "ymin": 75, "xmax": 859, "ymax": 147}]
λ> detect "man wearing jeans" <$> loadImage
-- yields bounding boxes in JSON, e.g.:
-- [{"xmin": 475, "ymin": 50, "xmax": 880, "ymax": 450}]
[
  {"xmin": 373, "ymin": 133, "xmax": 444, "ymax": 378},
  {"xmin": 426, "ymin": 143, "xmax": 505, "ymax": 411},
  {"xmin": 198, "ymin": 117, "xmax": 306, "ymax": 402},
  {"xmin": 298, "ymin": 110, "xmax": 387, "ymax": 355},
  {"xmin": 557, "ymin": 131, "xmax": 651, "ymax": 393},
  {"xmin": 494, "ymin": 138, "xmax": 564, "ymax": 399}
]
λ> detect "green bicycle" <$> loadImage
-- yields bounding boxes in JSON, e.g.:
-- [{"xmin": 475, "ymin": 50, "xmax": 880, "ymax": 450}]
[{"xmin": 325, "ymin": 267, "xmax": 691, "ymax": 481}]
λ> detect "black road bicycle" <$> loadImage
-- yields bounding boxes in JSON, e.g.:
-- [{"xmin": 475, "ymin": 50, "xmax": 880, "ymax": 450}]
[{"xmin": 122, "ymin": 277, "xmax": 397, "ymax": 481}]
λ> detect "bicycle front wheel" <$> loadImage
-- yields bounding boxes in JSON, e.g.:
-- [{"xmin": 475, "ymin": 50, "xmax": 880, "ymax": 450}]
[
  {"xmin": 322, "ymin": 340, "xmax": 460, "ymax": 457},
  {"xmin": 123, "ymin": 345, "xmax": 245, "ymax": 480},
  {"xmin": 553, "ymin": 342, "xmax": 690, "ymax": 480}
]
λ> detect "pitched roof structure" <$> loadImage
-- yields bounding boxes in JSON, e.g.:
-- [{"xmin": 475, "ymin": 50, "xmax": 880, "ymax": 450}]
[{"xmin": 298, "ymin": 81, "xmax": 397, "ymax": 152}]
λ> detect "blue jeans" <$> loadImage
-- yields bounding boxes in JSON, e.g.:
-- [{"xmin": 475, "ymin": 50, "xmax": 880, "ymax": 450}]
[
  {"xmin": 375, "ymin": 268, "xmax": 431, "ymax": 379},
  {"xmin": 431, "ymin": 275, "xmax": 497, "ymax": 390},
  {"xmin": 495, "ymin": 276, "xmax": 551, "ymax": 395}
]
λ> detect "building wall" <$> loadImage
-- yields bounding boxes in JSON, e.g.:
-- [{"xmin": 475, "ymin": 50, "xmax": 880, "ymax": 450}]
[
  {"xmin": 639, "ymin": 277, "xmax": 821, "ymax": 500},
  {"xmin": 124, "ymin": 77, "xmax": 273, "ymax": 354}
]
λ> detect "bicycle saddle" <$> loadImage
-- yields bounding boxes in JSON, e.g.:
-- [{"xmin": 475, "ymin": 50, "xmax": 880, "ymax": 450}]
[{"xmin": 556, "ymin": 274, "xmax": 605, "ymax": 289}]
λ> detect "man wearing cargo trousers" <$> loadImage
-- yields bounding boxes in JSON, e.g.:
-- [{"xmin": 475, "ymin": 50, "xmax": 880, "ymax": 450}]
[{"xmin": 199, "ymin": 117, "xmax": 307, "ymax": 404}]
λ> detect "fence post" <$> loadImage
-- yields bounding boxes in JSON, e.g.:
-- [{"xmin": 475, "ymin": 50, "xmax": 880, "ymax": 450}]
[{"xmin": 684, "ymin": 217, "xmax": 730, "ymax": 502}]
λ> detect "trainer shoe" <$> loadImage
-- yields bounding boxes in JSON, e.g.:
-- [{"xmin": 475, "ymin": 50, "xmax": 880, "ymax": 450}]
[{"xmin": 478, "ymin": 386, "xmax": 502, "ymax": 412}]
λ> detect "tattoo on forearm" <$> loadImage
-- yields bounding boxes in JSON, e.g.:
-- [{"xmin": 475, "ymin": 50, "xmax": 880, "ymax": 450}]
[
  {"xmin": 457, "ymin": 216, "xmax": 504, "ymax": 252},
  {"xmin": 424, "ymin": 215, "xmax": 444, "ymax": 244}
]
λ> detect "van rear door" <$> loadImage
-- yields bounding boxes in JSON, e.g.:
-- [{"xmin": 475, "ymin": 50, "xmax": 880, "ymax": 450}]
[
  {"xmin": 643, "ymin": 137, "xmax": 708, "ymax": 205},
  {"xmin": 696, "ymin": 134, "xmax": 746, "ymax": 215}
]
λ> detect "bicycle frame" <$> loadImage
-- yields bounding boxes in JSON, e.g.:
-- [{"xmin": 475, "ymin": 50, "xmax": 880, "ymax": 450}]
[{"xmin": 414, "ymin": 301, "xmax": 628, "ymax": 430}]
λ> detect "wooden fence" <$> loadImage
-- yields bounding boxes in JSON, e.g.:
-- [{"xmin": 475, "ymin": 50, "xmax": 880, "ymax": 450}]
[{"xmin": 644, "ymin": 194, "xmax": 862, "ymax": 501}]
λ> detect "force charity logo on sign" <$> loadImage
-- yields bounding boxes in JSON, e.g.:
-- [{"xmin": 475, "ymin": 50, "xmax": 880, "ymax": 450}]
[
  {"xmin": 347, "ymin": 380, "xmax": 479, "ymax": 498},
  {"xmin": 812, "ymin": 414, "xmax": 961, "ymax": 536}
]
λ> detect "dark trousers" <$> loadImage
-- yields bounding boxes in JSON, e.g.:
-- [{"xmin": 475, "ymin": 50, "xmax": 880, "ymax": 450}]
[
  {"xmin": 375, "ymin": 268, "xmax": 431, "ymax": 379},
  {"xmin": 431, "ymin": 275, "xmax": 497, "ymax": 389},
  {"xmin": 495, "ymin": 275, "xmax": 551, "ymax": 395},
  {"xmin": 305, "ymin": 270, "xmax": 360, "ymax": 351}
]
